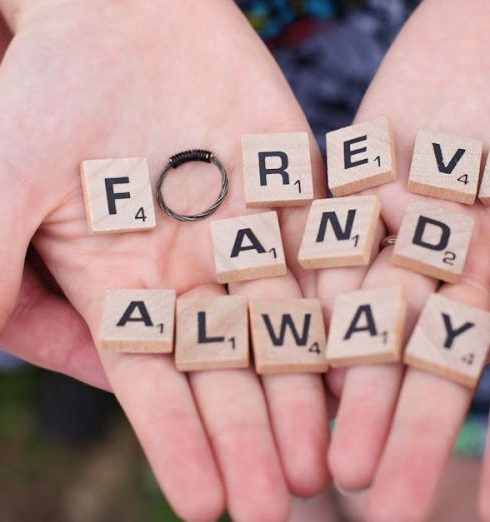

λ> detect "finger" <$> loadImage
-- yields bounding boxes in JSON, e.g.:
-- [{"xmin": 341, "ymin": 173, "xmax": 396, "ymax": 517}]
[
  {"xmin": 102, "ymin": 357, "xmax": 224, "ymax": 522},
  {"xmin": 0, "ymin": 11, "xmax": 11, "ymax": 60},
  {"xmin": 254, "ymin": 136, "xmax": 342, "ymax": 497},
  {"xmin": 230, "ymin": 272, "xmax": 330, "ymax": 498},
  {"xmin": 80, "ymin": 286, "xmax": 225, "ymax": 522},
  {"xmin": 185, "ymin": 284, "xmax": 290, "ymax": 522},
  {"xmin": 0, "ymin": 262, "xmax": 109, "ymax": 390},
  {"xmin": 315, "ymin": 216, "xmax": 386, "ymax": 404},
  {"xmin": 368, "ymin": 278, "xmax": 490, "ymax": 521},
  {"xmin": 328, "ymin": 246, "xmax": 436, "ymax": 492}
]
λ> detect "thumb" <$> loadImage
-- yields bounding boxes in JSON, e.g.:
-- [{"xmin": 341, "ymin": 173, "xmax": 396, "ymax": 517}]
[
  {"xmin": 0, "ymin": 25, "xmax": 67, "ymax": 328},
  {"xmin": 0, "ymin": 165, "xmax": 42, "ymax": 326}
]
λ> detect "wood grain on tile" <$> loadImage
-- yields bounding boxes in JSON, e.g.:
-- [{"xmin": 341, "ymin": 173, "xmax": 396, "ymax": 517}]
[
  {"xmin": 249, "ymin": 298, "xmax": 327, "ymax": 374},
  {"xmin": 298, "ymin": 195, "xmax": 380, "ymax": 269}
]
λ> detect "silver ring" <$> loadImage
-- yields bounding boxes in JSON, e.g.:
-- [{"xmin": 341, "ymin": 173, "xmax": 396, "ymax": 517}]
[
  {"xmin": 156, "ymin": 149, "xmax": 229, "ymax": 222},
  {"xmin": 380, "ymin": 235, "xmax": 397, "ymax": 249}
]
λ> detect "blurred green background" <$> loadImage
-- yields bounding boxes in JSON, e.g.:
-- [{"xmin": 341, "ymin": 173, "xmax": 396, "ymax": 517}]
[{"xmin": 0, "ymin": 366, "xmax": 231, "ymax": 522}]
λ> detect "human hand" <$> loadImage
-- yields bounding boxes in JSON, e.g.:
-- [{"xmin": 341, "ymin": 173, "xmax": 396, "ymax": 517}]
[
  {"xmin": 0, "ymin": 10, "xmax": 108, "ymax": 389},
  {"xmin": 323, "ymin": 0, "xmax": 490, "ymax": 519},
  {"xmin": 0, "ymin": 0, "xmax": 331, "ymax": 519}
]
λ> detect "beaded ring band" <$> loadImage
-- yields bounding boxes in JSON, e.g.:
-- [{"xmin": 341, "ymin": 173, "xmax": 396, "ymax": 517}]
[
  {"xmin": 380, "ymin": 235, "xmax": 397, "ymax": 249},
  {"xmin": 156, "ymin": 149, "xmax": 229, "ymax": 222}
]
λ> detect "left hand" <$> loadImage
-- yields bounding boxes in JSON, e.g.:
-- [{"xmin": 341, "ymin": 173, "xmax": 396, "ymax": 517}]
[{"xmin": 323, "ymin": 1, "xmax": 490, "ymax": 519}]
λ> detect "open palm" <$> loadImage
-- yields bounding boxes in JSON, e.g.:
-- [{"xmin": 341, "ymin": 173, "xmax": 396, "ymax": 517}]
[
  {"xmin": 0, "ymin": 1, "xmax": 331, "ymax": 520},
  {"xmin": 323, "ymin": 1, "xmax": 490, "ymax": 520}
]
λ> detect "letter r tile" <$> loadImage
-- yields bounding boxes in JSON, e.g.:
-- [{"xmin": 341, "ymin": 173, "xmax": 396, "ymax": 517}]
[
  {"xmin": 405, "ymin": 293, "xmax": 490, "ymax": 388},
  {"xmin": 99, "ymin": 289, "xmax": 175, "ymax": 353},
  {"xmin": 298, "ymin": 195, "xmax": 380, "ymax": 269},
  {"xmin": 210, "ymin": 211, "xmax": 287, "ymax": 284},
  {"xmin": 326, "ymin": 116, "xmax": 397, "ymax": 197},
  {"xmin": 391, "ymin": 199, "xmax": 474, "ymax": 283},
  {"xmin": 242, "ymin": 132, "xmax": 314, "ymax": 208},
  {"xmin": 249, "ymin": 298, "xmax": 327, "ymax": 374},
  {"xmin": 81, "ymin": 157, "xmax": 156, "ymax": 234}
]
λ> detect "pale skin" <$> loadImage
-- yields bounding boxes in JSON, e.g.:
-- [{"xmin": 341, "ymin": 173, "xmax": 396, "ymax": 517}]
[{"xmin": 0, "ymin": 0, "xmax": 490, "ymax": 520}]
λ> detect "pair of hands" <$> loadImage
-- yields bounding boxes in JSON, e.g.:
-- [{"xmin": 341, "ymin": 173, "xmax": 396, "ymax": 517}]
[{"xmin": 2, "ymin": 0, "xmax": 490, "ymax": 520}]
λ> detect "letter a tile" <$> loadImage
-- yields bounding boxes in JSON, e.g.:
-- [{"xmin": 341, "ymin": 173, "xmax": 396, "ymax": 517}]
[
  {"xmin": 81, "ymin": 157, "xmax": 156, "ymax": 234},
  {"xmin": 99, "ymin": 289, "xmax": 175, "ymax": 353},
  {"xmin": 249, "ymin": 298, "xmax": 327, "ymax": 374},
  {"xmin": 391, "ymin": 199, "xmax": 474, "ymax": 284},
  {"xmin": 298, "ymin": 195, "xmax": 380, "ymax": 269},
  {"xmin": 175, "ymin": 295, "xmax": 249, "ymax": 371},
  {"xmin": 326, "ymin": 116, "xmax": 397, "ymax": 197},
  {"xmin": 405, "ymin": 294, "xmax": 490, "ymax": 388},
  {"xmin": 211, "ymin": 211, "xmax": 287, "ymax": 284},
  {"xmin": 242, "ymin": 132, "xmax": 314, "ymax": 208},
  {"xmin": 407, "ymin": 129, "xmax": 482, "ymax": 205},
  {"xmin": 326, "ymin": 286, "xmax": 406, "ymax": 367}
]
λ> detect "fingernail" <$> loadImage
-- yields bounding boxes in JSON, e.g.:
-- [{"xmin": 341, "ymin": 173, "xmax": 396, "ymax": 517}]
[{"xmin": 333, "ymin": 480, "xmax": 368, "ymax": 497}]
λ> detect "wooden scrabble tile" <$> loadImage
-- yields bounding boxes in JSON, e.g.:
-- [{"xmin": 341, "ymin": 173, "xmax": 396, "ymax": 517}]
[
  {"xmin": 407, "ymin": 129, "xmax": 482, "ymax": 205},
  {"xmin": 478, "ymin": 153, "xmax": 490, "ymax": 205},
  {"xmin": 242, "ymin": 132, "xmax": 314, "ymax": 208},
  {"xmin": 81, "ymin": 157, "xmax": 156, "ymax": 234},
  {"xmin": 298, "ymin": 195, "xmax": 380, "ymax": 269},
  {"xmin": 326, "ymin": 116, "xmax": 397, "ymax": 197},
  {"xmin": 405, "ymin": 294, "xmax": 490, "ymax": 388},
  {"xmin": 391, "ymin": 199, "xmax": 474, "ymax": 284},
  {"xmin": 211, "ymin": 211, "xmax": 287, "ymax": 284},
  {"xmin": 326, "ymin": 286, "xmax": 406, "ymax": 367},
  {"xmin": 99, "ymin": 289, "xmax": 175, "ymax": 353},
  {"xmin": 249, "ymin": 298, "xmax": 327, "ymax": 374},
  {"xmin": 175, "ymin": 295, "xmax": 249, "ymax": 371}
]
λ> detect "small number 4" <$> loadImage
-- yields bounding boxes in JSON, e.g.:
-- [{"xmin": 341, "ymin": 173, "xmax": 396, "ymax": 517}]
[
  {"xmin": 457, "ymin": 174, "xmax": 469, "ymax": 185},
  {"xmin": 308, "ymin": 342, "xmax": 321, "ymax": 354},
  {"xmin": 461, "ymin": 353, "xmax": 475, "ymax": 365},
  {"xmin": 135, "ymin": 207, "xmax": 147, "ymax": 222}
]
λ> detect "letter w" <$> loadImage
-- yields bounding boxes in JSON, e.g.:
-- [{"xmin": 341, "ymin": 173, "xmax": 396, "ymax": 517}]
[{"xmin": 261, "ymin": 313, "xmax": 311, "ymax": 346}]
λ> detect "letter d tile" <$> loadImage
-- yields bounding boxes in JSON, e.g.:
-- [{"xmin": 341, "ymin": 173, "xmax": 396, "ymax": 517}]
[{"xmin": 391, "ymin": 199, "xmax": 474, "ymax": 283}]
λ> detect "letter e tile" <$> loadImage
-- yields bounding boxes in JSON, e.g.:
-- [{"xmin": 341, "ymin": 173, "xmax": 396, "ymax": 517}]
[{"xmin": 326, "ymin": 116, "xmax": 397, "ymax": 197}]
